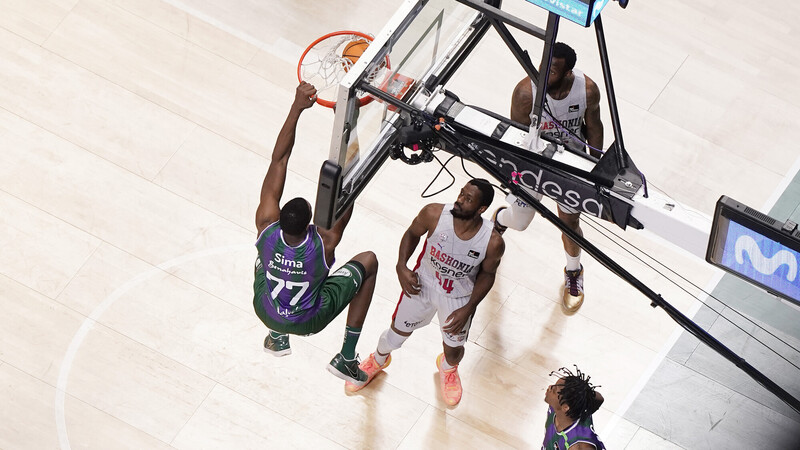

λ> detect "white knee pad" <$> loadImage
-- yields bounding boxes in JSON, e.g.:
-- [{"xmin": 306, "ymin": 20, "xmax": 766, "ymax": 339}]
[
  {"xmin": 376, "ymin": 328, "xmax": 408, "ymax": 355},
  {"xmin": 497, "ymin": 193, "xmax": 537, "ymax": 231}
]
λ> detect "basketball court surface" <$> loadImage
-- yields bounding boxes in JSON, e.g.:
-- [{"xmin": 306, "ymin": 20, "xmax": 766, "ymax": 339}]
[{"xmin": 1, "ymin": 0, "xmax": 799, "ymax": 448}]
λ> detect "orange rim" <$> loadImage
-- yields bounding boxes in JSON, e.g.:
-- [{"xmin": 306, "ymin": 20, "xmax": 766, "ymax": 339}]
[{"xmin": 297, "ymin": 30, "xmax": 389, "ymax": 108}]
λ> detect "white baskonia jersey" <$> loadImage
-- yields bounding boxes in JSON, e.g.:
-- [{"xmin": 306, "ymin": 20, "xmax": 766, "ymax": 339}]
[
  {"xmin": 416, "ymin": 204, "xmax": 493, "ymax": 298},
  {"xmin": 529, "ymin": 69, "xmax": 587, "ymax": 144}
]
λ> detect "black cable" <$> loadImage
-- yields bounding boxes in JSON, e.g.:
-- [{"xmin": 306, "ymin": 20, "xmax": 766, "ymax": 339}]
[
  {"xmin": 536, "ymin": 103, "xmax": 799, "ymax": 369},
  {"xmin": 420, "ymin": 152, "xmax": 457, "ymax": 198},
  {"xmin": 429, "ymin": 118, "xmax": 800, "ymax": 411},
  {"xmin": 458, "ymin": 154, "xmax": 508, "ymax": 195},
  {"xmin": 420, "ymin": 149, "xmax": 510, "ymax": 199},
  {"xmin": 580, "ymin": 213, "xmax": 800, "ymax": 370},
  {"xmin": 584, "ymin": 213, "xmax": 800, "ymax": 359}
]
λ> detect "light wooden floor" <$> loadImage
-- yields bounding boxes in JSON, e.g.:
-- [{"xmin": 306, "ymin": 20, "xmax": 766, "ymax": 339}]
[{"xmin": 1, "ymin": 1, "xmax": 798, "ymax": 448}]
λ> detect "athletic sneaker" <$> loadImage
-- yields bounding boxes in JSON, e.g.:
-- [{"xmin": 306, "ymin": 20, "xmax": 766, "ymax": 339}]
[
  {"xmin": 562, "ymin": 265, "xmax": 585, "ymax": 314},
  {"xmin": 491, "ymin": 206, "xmax": 508, "ymax": 235},
  {"xmin": 328, "ymin": 353, "xmax": 368, "ymax": 386},
  {"xmin": 263, "ymin": 333, "xmax": 291, "ymax": 357},
  {"xmin": 436, "ymin": 353, "xmax": 462, "ymax": 406},
  {"xmin": 345, "ymin": 353, "xmax": 392, "ymax": 393}
]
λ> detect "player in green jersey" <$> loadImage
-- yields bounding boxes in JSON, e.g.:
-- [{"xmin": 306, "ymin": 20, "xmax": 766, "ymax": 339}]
[{"xmin": 253, "ymin": 81, "xmax": 379, "ymax": 387}]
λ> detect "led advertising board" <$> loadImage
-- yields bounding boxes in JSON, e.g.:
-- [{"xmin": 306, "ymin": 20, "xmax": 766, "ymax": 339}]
[
  {"xmin": 706, "ymin": 196, "xmax": 800, "ymax": 303},
  {"xmin": 525, "ymin": 0, "xmax": 612, "ymax": 27}
]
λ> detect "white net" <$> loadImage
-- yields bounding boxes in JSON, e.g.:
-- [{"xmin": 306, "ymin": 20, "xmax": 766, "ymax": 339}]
[{"xmin": 299, "ymin": 33, "xmax": 386, "ymax": 107}]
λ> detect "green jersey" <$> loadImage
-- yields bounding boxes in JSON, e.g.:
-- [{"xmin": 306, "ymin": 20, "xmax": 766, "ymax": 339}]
[{"xmin": 255, "ymin": 221, "xmax": 330, "ymax": 323}]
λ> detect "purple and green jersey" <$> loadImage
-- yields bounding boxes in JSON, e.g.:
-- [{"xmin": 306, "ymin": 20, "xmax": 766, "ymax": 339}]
[
  {"xmin": 542, "ymin": 406, "xmax": 605, "ymax": 450},
  {"xmin": 255, "ymin": 221, "xmax": 330, "ymax": 323}
]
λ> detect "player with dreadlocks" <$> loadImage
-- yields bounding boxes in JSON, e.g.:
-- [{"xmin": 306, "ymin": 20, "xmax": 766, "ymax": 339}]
[{"xmin": 542, "ymin": 366, "xmax": 606, "ymax": 450}]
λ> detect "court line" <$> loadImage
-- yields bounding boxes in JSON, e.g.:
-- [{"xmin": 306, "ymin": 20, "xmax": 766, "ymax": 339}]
[
  {"xmin": 602, "ymin": 271, "xmax": 722, "ymax": 438},
  {"xmin": 158, "ymin": 0, "xmax": 267, "ymax": 49},
  {"xmin": 55, "ymin": 243, "xmax": 251, "ymax": 450},
  {"xmin": 58, "ymin": 1, "xmax": 800, "ymax": 441},
  {"xmin": 151, "ymin": 0, "xmax": 304, "ymax": 69},
  {"xmin": 763, "ymin": 156, "xmax": 800, "ymax": 215},
  {"xmin": 603, "ymin": 155, "xmax": 800, "ymax": 439}
]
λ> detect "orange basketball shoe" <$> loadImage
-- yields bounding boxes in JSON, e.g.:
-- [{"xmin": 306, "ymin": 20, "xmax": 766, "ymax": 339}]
[
  {"xmin": 436, "ymin": 353, "xmax": 462, "ymax": 406},
  {"xmin": 345, "ymin": 353, "xmax": 391, "ymax": 393}
]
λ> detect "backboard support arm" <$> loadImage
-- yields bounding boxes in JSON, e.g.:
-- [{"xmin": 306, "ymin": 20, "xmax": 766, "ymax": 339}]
[{"xmin": 437, "ymin": 124, "xmax": 800, "ymax": 417}]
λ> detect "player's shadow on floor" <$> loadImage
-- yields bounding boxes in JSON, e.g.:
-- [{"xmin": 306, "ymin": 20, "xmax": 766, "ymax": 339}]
[
  {"xmin": 524, "ymin": 300, "xmax": 568, "ymax": 371},
  {"xmin": 479, "ymin": 284, "xmax": 569, "ymax": 373}
]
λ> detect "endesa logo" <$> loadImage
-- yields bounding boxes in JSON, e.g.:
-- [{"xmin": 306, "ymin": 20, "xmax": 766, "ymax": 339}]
[
  {"xmin": 478, "ymin": 148, "xmax": 605, "ymax": 217},
  {"xmin": 723, "ymin": 221, "xmax": 800, "ymax": 300}
]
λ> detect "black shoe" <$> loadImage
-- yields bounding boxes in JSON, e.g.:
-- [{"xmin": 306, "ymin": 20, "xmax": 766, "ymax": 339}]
[
  {"xmin": 263, "ymin": 333, "xmax": 291, "ymax": 357},
  {"xmin": 327, "ymin": 353, "xmax": 368, "ymax": 386}
]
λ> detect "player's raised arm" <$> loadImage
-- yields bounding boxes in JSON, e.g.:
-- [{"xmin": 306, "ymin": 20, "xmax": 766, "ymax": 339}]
[
  {"xmin": 397, "ymin": 203, "xmax": 442, "ymax": 296},
  {"xmin": 583, "ymin": 75, "xmax": 604, "ymax": 158},
  {"xmin": 510, "ymin": 76, "xmax": 533, "ymax": 126},
  {"xmin": 255, "ymin": 81, "xmax": 317, "ymax": 235}
]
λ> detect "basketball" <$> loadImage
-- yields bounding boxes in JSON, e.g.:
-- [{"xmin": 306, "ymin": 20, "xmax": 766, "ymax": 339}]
[{"xmin": 341, "ymin": 38, "xmax": 370, "ymax": 71}]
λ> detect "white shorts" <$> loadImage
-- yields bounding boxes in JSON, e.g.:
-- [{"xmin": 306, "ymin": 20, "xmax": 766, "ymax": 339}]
[{"xmin": 392, "ymin": 287, "xmax": 473, "ymax": 347}]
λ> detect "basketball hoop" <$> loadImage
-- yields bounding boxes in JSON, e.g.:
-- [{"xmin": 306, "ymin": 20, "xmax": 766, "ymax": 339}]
[{"xmin": 297, "ymin": 30, "xmax": 389, "ymax": 108}]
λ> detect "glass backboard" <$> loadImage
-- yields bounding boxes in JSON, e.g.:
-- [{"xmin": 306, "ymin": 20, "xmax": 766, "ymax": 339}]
[{"xmin": 314, "ymin": 0, "xmax": 483, "ymax": 228}]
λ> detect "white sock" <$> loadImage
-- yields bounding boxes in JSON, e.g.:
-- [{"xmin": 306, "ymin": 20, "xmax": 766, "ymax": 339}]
[
  {"xmin": 565, "ymin": 250, "xmax": 581, "ymax": 271},
  {"xmin": 374, "ymin": 353, "xmax": 388, "ymax": 365},
  {"xmin": 439, "ymin": 355, "xmax": 455, "ymax": 370},
  {"xmin": 375, "ymin": 328, "xmax": 407, "ymax": 365}
]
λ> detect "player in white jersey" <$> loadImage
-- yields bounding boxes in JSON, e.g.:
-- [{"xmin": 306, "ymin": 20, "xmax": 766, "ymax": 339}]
[
  {"xmin": 494, "ymin": 42, "xmax": 603, "ymax": 314},
  {"xmin": 344, "ymin": 179, "xmax": 505, "ymax": 406}
]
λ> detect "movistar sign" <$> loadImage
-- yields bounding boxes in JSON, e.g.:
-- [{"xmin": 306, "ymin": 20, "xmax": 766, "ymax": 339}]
[
  {"xmin": 721, "ymin": 220, "xmax": 800, "ymax": 301},
  {"xmin": 525, "ymin": 0, "xmax": 611, "ymax": 27}
]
